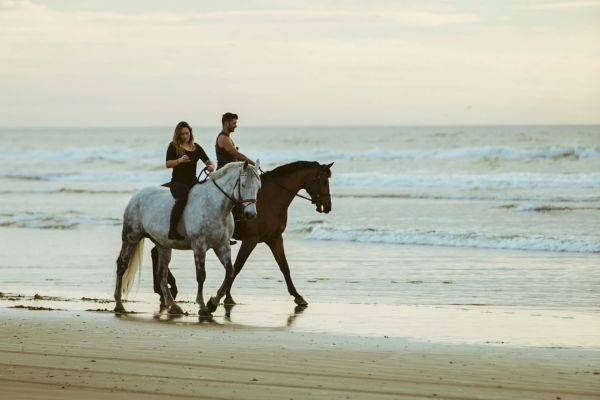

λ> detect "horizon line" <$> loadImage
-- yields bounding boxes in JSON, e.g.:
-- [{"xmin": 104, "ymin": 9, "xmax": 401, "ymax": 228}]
[{"xmin": 1, "ymin": 123, "xmax": 599, "ymax": 129}]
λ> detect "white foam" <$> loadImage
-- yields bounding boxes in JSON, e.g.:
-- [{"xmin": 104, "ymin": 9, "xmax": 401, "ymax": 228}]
[
  {"xmin": 0, "ymin": 170, "xmax": 169, "ymax": 184},
  {"xmin": 252, "ymin": 145, "xmax": 600, "ymax": 163},
  {"xmin": 0, "ymin": 212, "xmax": 121, "ymax": 229},
  {"xmin": 331, "ymin": 172, "xmax": 600, "ymax": 189},
  {"xmin": 305, "ymin": 225, "xmax": 600, "ymax": 253},
  {"xmin": 2, "ymin": 145, "xmax": 597, "ymax": 163},
  {"xmin": 0, "ymin": 147, "xmax": 161, "ymax": 163}
]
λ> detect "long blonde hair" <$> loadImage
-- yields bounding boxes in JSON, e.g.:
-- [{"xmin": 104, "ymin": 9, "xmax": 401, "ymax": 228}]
[{"xmin": 171, "ymin": 121, "xmax": 196, "ymax": 156}]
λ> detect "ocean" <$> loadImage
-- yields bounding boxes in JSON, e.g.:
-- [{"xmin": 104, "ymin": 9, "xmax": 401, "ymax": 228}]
[{"xmin": 0, "ymin": 125, "xmax": 599, "ymax": 346}]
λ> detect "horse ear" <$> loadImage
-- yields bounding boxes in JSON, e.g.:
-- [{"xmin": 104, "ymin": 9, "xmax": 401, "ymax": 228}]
[
  {"xmin": 243, "ymin": 160, "xmax": 249, "ymax": 169},
  {"xmin": 256, "ymin": 159, "xmax": 261, "ymax": 170},
  {"xmin": 326, "ymin": 162, "xmax": 334, "ymax": 169}
]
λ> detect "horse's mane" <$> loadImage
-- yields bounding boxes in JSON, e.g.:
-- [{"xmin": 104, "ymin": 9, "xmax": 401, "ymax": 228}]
[
  {"xmin": 209, "ymin": 161, "xmax": 243, "ymax": 180},
  {"xmin": 261, "ymin": 161, "xmax": 319, "ymax": 180}
]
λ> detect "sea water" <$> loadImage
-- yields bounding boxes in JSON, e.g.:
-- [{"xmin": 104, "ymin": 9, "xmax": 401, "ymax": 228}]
[{"xmin": 0, "ymin": 126, "xmax": 599, "ymax": 325}]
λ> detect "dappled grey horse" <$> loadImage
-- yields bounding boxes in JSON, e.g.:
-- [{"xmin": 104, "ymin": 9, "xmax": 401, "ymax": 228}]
[{"xmin": 113, "ymin": 161, "xmax": 261, "ymax": 316}]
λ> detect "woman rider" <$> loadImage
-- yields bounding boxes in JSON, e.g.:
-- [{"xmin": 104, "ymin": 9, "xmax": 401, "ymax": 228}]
[{"xmin": 166, "ymin": 121, "xmax": 215, "ymax": 240}]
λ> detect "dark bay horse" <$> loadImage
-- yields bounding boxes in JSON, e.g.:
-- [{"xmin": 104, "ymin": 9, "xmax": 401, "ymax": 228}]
[{"xmin": 151, "ymin": 161, "xmax": 333, "ymax": 308}]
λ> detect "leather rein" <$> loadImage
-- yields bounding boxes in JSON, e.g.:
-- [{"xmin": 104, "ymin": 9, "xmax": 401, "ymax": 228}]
[
  {"xmin": 258, "ymin": 166, "xmax": 331, "ymax": 205},
  {"xmin": 201, "ymin": 167, "xmax": 259, "ymax": 208}
]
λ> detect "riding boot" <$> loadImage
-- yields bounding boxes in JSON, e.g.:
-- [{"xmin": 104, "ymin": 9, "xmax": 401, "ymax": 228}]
[{"xmin": 168, "ymin": 204, "xmax": 185, "ymax": 241}]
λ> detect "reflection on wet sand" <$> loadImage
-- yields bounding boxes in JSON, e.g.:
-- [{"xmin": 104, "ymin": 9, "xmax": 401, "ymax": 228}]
[
  {"xmin": 111, "ymin": 301, "xmax": 308, "ymax": 329},
  {"xmin": 2, "ymin": 294, "xmax": 599, "ymax": 348}
]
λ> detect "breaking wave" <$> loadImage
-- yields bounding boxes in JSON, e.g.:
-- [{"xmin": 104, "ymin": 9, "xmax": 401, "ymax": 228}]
[
  {"xmin": 304, "ymin": 225, "xmax": 600, "ymax": 253},
  {"xmin": 0, "ymin": 212, "xmax": 121, "ymax": 230},
  {"xmin": 253, "ymin": 145, "xmax": 600, "ymax": 163}
]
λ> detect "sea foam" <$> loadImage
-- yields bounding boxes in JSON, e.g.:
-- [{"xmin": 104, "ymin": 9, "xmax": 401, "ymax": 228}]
[{"xmin": 305, "ymin": 225, "xmax": 600, "ymax": 253}]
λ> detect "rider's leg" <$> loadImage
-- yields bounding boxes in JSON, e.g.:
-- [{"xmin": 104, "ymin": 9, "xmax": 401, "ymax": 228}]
[{"xmin": 168, "ymin": 182, "xmax": 190, "ymax": 240}]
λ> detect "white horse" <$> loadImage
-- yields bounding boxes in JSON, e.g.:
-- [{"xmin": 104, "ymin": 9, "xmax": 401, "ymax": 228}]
[{"xmin": 114, "ymin": 161, "xmax": 261, "ymax": 316}]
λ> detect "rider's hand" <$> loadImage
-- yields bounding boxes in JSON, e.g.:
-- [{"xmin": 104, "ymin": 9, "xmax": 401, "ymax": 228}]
[
  {"xmin": 178, "ymin": 155, "xmax": 191, "ymax": 164},
  {"xmin": 206, "ymin": 163, "xmax": 215, "ymax": 172}
]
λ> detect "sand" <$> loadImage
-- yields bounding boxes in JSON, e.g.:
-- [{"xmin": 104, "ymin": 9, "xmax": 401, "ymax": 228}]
[{"xmin": 1, "ymin": 308, "xmax": 598, "ymax": 400}]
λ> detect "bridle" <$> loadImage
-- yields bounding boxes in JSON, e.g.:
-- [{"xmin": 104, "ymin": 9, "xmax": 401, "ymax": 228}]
[
  {"xmin": 209, "ymin": 167, "xmax": 260, "ymax": 208},
  {"xmin": 260, "ymin": 166, "xmax": 331, "ymax": 206}
]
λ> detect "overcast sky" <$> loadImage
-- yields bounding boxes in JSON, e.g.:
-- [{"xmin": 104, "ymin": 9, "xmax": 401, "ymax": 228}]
[{"xmin": 0, "ymin": 0, "xmax": 599, "ymax": 126}]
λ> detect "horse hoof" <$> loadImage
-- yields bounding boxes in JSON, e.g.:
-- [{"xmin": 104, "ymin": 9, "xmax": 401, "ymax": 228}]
[
  {"xmin": 223, "ymin": 297, "xmax": 236, "ymax": 305},
  {"xmin": 169, "ymin": 304, "xmax": 184, "ymax": 315},
  {"xmin": 207, "ymin": 297, "xmax": 219, "ymax": 312},
  {"xmin": 114, "ymin": 304, "xmax": 126, "ymax": 313},
  {"xmin": 199, "ymin": 308, "xmax": 212, "ymax": 317},
  {"xmin": 294, "ymin": 296, "xmax": 308, "ymax": 306}
]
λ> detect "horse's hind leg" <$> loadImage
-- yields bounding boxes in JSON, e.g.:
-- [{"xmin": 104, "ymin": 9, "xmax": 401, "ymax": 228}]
[
  {"xmin": 114, "ymin": 239, "xmax": 139, "ymax": 312},
  {"xmin": 156, "ymin": 246, "xmax": 183, "ymax": 315},
  {"xmin": 266, "ymin": 235, "xmax": 307, "ymax": 306},
  {"xmin": 224, "ymin": 238, "xmax": 258, "ymax": 305},
  {"xmin": 151, "ymin": 246, "xmax": 178, "ymax": 311},
  {"xmin": 207, "ymin": 244, "xmax": 234, "ymax": 313}
]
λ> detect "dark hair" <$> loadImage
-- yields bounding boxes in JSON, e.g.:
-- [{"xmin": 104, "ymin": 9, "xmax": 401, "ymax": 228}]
[{"xmin": 222, "ymin": 112, "xmax": 238, "ymax": 124}]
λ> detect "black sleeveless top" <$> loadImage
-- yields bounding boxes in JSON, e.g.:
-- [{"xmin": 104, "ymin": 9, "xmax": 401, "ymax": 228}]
[
  {"xmin": 215, "ymin": 132, "xmax": 238, "ymax": 170},
  {"xmin": 166, "ymin": 142, "xmax": 209, "ymax": 185}
]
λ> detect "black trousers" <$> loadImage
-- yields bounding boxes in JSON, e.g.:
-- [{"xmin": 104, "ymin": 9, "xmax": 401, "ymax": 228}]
[{"xmin": 169, "ymin": 181, "xmax": 194, "ymax": 231}]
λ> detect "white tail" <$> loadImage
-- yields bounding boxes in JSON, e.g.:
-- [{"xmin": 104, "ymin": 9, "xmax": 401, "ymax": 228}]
[{"xmin": 121, "ymin": 239, "xmax": 144, "ymax": 296}]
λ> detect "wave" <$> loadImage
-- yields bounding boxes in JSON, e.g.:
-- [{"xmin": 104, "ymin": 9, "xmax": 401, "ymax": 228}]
[
  {"xmin": 336, "ymin": 193, "xmax": 600, "ymax": 203},
  {"xmin": 252, "ymin": 145, "xmax": 600, "ymax": 163},
  {"xmin": 331, "ymin": 172, "xmax": 600, "ymax": 189},
  {"xmin": 0, "ymin": 147, "xmax": 160, "ymax": 163},
  {"xmin": 0, "ymin": 170, "xmax": 169, "ymax": 184},
  {"xmin": 1, "ymin": 145, "xmax": 598, "ymax": 164},
  {"xmin": 304, "ymin": 225, "xmax": 600, "ymax": 253},
  {"xmin": 0, "ymin": 212, "xmax": 121, "ymax": 230},
  {"xmin": 505, "ymin": 203, "xmax": 600, "ymax": 212}
]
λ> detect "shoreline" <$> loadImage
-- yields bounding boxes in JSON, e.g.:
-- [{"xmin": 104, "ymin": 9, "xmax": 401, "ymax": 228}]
[
  {"xmin": 2, "ymin": 292, "xmax": 599, "ymax": 349},
  {"xmin": 1, "ymin": 308, "xmax": 599, "ymax": 399}
]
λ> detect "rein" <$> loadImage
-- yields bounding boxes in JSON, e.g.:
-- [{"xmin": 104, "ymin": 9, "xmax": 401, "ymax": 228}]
[
  {"xmin": 211, "ymin": 168, "xmax": 258, "ymax": 207},
  {"xmin": 258, "ymin": 166, "xmax": 330, "ymax": 205}
]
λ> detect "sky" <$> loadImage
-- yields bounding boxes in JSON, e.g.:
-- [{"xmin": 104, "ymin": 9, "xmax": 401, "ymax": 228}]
[{"xmin": 0, "ymin": 0, "xmax": 599, "ymax": 126}]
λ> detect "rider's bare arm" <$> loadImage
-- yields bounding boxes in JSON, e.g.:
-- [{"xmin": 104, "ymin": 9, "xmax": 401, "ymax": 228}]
[
  {"xmin": 217, "ymin": 135, "xmax": 255, "ymax": 165},
  {"xmin": 205, "ymin": 159, "xmax": 215, "ymax": 172}
]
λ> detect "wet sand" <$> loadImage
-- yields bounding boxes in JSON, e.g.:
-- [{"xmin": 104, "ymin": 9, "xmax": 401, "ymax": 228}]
[{"xmin": 1, "ymin": 308, "xmax": 599, "ymax": 400}]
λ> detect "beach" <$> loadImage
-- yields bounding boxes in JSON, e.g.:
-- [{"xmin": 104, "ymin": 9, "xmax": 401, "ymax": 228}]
[
  {"xmin": 1, "ymin": 125, "xmax": 599, "ymax": 398},
  {"xmin": 2, "ymin": 308, "xmax": 599, "ymax": 400}
]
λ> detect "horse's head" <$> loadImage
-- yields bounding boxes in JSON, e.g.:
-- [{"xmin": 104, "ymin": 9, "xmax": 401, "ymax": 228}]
[
  {"xmin": 237, "ymin": 161, "xmax": 262, "ymax": 219},
  {"xmin": 304, "ymin": 162, "xmax": 333, "ymax": 214}
]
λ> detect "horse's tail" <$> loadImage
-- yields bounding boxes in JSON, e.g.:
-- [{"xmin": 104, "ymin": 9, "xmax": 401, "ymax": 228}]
[{"xmin": 121, "ymin": 239, "xmax": 144, "ymax": 296}]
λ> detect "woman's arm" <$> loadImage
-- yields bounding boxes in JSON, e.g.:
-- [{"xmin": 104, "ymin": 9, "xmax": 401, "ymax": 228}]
[
  {"xmin": 204, "ymin": 159, "xmax": 215, "ymax": 172},
  {"xmin": 165, "ymin": 142, "xmax": 191, "ymax": 168},
  {"xmin": 165, "ymin": 155, "xmax": 190, "ymax": 169}
]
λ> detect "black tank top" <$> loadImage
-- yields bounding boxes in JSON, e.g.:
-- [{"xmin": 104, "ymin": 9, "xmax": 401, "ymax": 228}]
[{"xmin": 215, "ymin": 132, "xmax": 238, "ymax": 170}]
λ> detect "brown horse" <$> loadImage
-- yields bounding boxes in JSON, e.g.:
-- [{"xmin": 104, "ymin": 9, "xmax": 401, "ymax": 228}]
[{"xmin": 151, "ymin": 161, "xmax": 333, "ymax": 309}]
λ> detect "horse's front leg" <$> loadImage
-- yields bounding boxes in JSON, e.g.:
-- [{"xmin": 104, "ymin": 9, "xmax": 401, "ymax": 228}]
[
  {"xmin": 224, "ymin": 238, "xmax": 258, "ymax": 305},
  {"xmin": 266, "ymin": 235, "xmax": 307, "ymax": 306},
  {"xmin": 207, "ymin": 243, "xmax": 234, "ymax": 313},
  {"xmin": 157, "ymin": 246, "xmax": 183, "ymax": 314},
  {"xmin": 192, "ymin": 247, "xmax": 211, "ymax": 316}
]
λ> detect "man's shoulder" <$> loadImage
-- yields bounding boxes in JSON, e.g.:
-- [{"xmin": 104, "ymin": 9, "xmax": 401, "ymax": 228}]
[{"xmin": 217, "ymin": 134, "xmax": 232, "ymax": 144}]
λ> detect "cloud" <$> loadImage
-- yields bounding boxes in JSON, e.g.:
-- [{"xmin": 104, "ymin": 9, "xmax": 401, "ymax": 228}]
[
  {"xmin": 0, "ymin": 1, "xmax": 481, "ymax": 27},
  {"xmin": 530, "ymin": 1, "xmax": 600, "ymax": 9}
]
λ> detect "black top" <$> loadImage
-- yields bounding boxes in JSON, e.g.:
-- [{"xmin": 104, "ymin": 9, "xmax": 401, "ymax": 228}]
[
  {"xmin": 215, "ymin": 132, "xmax": 238, "ymax": 170},
  {"xmin": 166, "ymin": 142, "xmax": 209, "ymax": 185}
]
